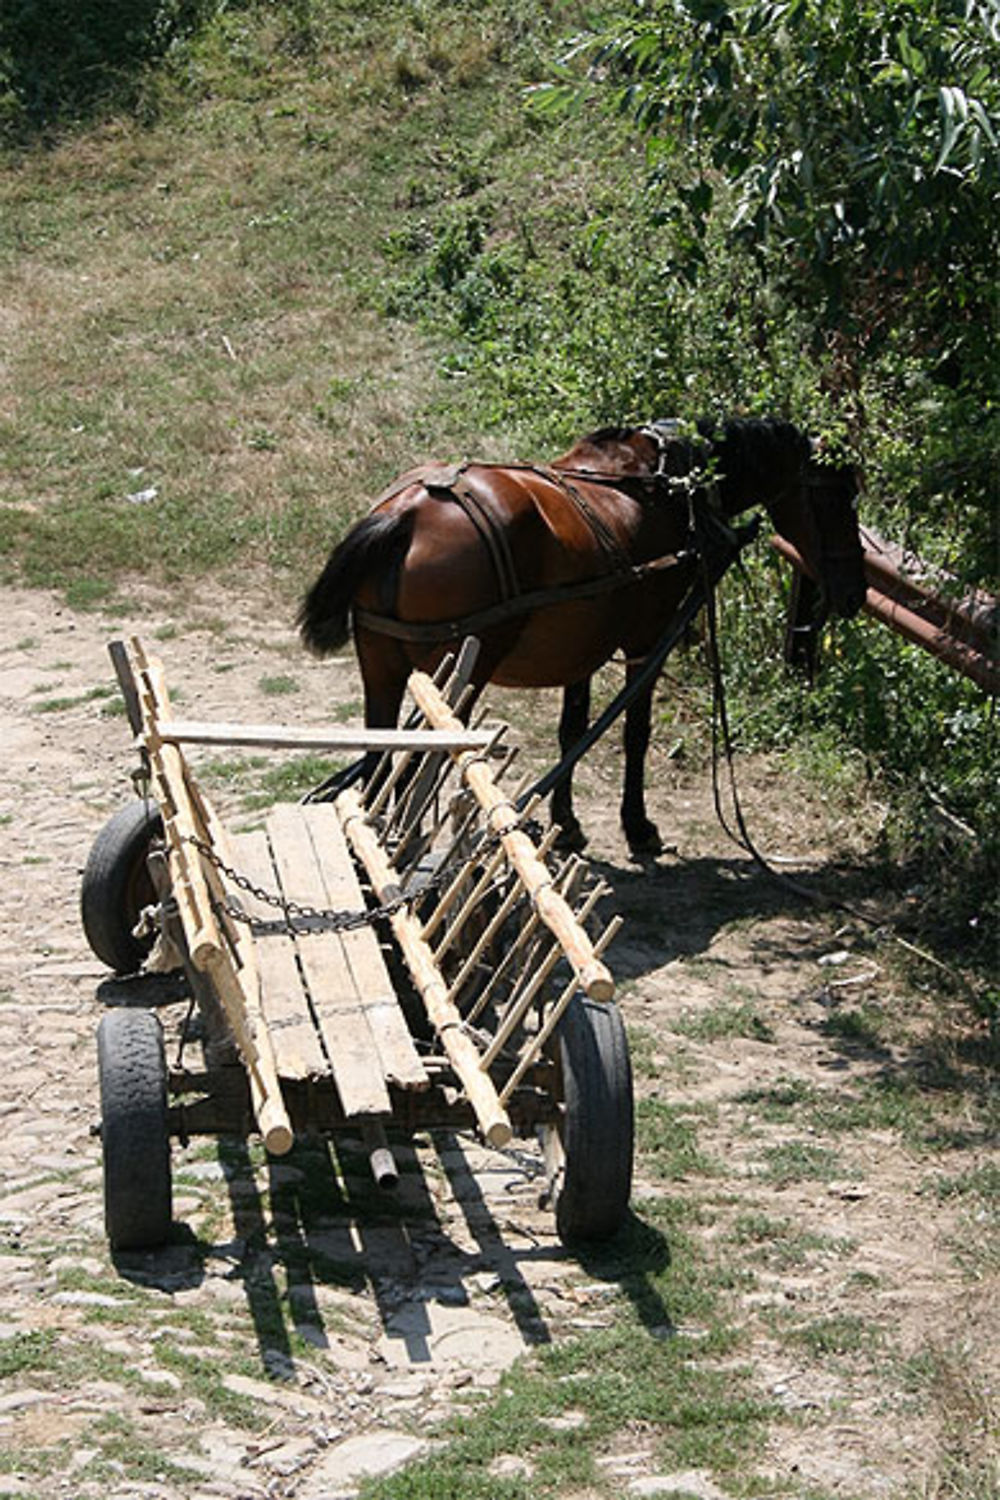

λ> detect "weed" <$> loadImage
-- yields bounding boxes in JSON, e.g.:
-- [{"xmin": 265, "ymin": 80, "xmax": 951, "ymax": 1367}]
[
  {"xmin": 674, "ymin": 1000, "xmax": 775, "ymax": 1043},
  {"xmin": 787, "ymin": 1313, "xmax": 882, "ymax": 1360},
  {"xmin": 79, "ymin": 1425, "xmax": 195, "ymax": 1487},
  {"xmin": 636, "ymin": 1098, "xmax": 719, "ymax": 1181},
  {"xmin": 0, "ymin": 1329, "xmax": 56, "ymax": 1377},
  {"xmin": 258, "ymin": 673, "xmax": 299, "ymax": 696},
  {"xmin": 819, "ymin": 1005, "xmax": 891, "ymax": 1047},
  {"xmin": 727, "ymin": 1212, "xmax": 854, "ymax": 1271},
  {"xmin": 626, "ymin": 1022, "xmax": 658, "ymax": 1080},
  {"xmin": 739, "ymin": 1072, "xmax": 955, "ymax": 1149},
  {"xmin": 759, "ymin": 1141, "xmax": 842, "ymax": 1185},
  {"xmin": 931, "ymin": 1162, "xmax": 1000, "ymax": 1202},
  {"xmin": 243, "ymin": 754, "xmax": 346, "ymax": 808},
  {"xmin": 33, "ymin": 684, "xmax": 116, "ymax": 713},
  {"xmin": 899, "ymin": 1343, "xmax": 999, "ymax": 1499}
]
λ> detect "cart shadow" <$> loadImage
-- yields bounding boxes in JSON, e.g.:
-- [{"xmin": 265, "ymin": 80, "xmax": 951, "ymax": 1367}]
[
  {"xmin": 109, "ymin": 1132, "xmax": 676, "ymax": 1371},
  {"xmin": 205, "ymin": 1129, "xmax": 564, "ymax": 1374},
  {"xmin": 428, "ymin": 1131, "xmax": 674, "ymax": 1346}
]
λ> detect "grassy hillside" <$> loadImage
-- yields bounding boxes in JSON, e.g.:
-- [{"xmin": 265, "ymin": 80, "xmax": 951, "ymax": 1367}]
[{"xmin": 0, "ymin": 2, "xmax": 593, "ymax": 603}]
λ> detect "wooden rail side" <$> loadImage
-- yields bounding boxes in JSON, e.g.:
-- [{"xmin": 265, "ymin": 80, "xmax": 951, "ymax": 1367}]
[
  {"xmin": 128, "ymin": 639, "xmax": 294, "ymax": 1155},
  {"xmin": 407, "ymin": 670, "xmax": 615, "ymax": 1003}
]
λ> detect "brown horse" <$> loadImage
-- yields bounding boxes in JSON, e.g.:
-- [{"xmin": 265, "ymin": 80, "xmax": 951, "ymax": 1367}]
[{"xmin": 299, "ymin": 418, "xmax": 866, "ymax": 853}]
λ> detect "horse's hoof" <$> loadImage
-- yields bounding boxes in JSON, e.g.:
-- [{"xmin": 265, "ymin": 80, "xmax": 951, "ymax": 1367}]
[
  {"xmin": 625, "ymin": 822, "xmax": 663, "ymax": 858},
  {"xmin": 554, "ymin": 821, "xmax": 588, "ymax": 854}
]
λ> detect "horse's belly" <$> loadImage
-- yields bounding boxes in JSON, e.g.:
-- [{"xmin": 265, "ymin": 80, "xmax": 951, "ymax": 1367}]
[
  {"xmin": 487, "ymin": 606, "xmax": 625, "ymax": 688},
  {"xmin": 486, "ymin": 568, "xmax": 694, "ymax": 688}
]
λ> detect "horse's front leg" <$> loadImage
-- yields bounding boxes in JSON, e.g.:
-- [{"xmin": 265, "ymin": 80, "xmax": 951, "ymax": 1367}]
[
  {"xmin": 621, "ymin": 662, "xmax": 662, "ymax": 856},
  {"xmin": 552, "ymin": 678, "xmax": 590, "ymax": 851}
]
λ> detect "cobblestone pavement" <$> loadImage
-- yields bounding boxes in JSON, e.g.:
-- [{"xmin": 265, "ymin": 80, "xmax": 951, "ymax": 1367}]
[{"xmin": 0, "ymin": 593, "xmax": 613, "ymax": 1499}]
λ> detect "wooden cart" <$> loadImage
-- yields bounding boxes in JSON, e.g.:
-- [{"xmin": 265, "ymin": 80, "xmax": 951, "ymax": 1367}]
[{"xmin": 82, "ymin": 639, "xmax": 633, "ymax": 1253}]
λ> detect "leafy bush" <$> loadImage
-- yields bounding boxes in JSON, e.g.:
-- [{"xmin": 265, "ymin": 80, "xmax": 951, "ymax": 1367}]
[{"xmin": 0, "ymin": 0, "xmax": 220, "ymax": 136}]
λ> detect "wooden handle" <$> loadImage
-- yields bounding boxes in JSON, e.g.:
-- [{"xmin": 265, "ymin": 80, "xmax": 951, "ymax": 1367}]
[{"xmin": 337, "ymin": 787, "xmax": 512, "ymax": 1148}]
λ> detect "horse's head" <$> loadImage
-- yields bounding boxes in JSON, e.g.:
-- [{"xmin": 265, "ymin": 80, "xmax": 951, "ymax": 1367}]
[{"xmin": 768, "ymin": 447, "xmax": 867, "ymax": 620}]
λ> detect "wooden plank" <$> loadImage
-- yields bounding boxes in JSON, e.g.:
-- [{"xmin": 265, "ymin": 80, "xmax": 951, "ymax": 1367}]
[
  {"xmin": 265, "ymin": 804, "xmax": 392, "ymax": 1119},
  {"xmin": 300, "ymin": 804, "xmax": 428, "ymax": 1092},
  {"xmin": 228, "ymin": 830, "xmax": 327, "ymax": 1081},
  {"xmin": 161, "ymin": 720, "xmax": 496, "ymax": 753}
]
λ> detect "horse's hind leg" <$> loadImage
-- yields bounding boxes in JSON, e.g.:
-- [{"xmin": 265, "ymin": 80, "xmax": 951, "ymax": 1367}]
[
  {"xmin": 356, "ymin": 632, "xmax": 411, "ymax": 789},
  {"xmin": 552, "ymin": 679, "xmax": 590, "ymax": 852},
  {"xmin": 621, "ymin": 663, "xmax": 662, "ymax": 857}
]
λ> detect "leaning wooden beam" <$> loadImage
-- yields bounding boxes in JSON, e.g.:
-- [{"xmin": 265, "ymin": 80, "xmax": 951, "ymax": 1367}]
[
  {"xmin": 158, "ymin": 720, "xmax": 497, "ymax": 753},
  {"xmin": 336, "ymin": 785, "xmax": 512, "ymax": 1149},
  {"xmin": 407, "ymin": 671, "xmax": 615, "ymax": 1003},
  {"xmin": 129, "ymin": 640, "xmax": 294, "ymax": 1156}
]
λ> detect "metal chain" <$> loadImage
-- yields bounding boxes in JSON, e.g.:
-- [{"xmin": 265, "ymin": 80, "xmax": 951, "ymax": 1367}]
[{"xmin": 182, "ymin": 826, "xmax": 508, "ymax": 939}]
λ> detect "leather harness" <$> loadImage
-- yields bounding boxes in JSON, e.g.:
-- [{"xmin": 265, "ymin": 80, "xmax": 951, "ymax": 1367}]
[{"xmin": 352, "ymin": 454, "xmax": 718, "ymax": 645}]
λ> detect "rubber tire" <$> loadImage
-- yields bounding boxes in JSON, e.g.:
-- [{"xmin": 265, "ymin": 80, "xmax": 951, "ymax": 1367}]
[
  {"xmin": 97, "ymin": 1008, "xmax": 172, "ymax": 1251},
  {"xmin": 549, "ymin": 995, "xmax": 634, "ymax": 1244},
  {"xmin": 81, "ymin": 802, "xmax": 163, "ymax": 974}
]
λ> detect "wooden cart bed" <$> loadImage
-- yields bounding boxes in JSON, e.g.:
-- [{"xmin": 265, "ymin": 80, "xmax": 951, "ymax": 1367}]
[{"xmin": 229, "ymin": 803, "xmax": 428, "ymax": 1113}]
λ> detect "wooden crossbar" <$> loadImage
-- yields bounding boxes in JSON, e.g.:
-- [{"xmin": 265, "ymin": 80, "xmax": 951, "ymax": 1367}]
[{"xmin": 159, "ymin": 720, "xmax": 497, "ymax": 753}]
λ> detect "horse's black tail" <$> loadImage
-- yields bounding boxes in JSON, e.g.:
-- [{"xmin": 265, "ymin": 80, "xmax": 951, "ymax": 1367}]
[{"xmin": 298, "ymin": 509, "xmax": 416, "ymax": 656}]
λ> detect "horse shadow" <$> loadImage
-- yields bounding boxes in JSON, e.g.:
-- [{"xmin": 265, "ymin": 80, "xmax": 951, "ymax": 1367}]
[{"xmin": 588, "ymin": 847, "xmax": 888, "ymax": 981}]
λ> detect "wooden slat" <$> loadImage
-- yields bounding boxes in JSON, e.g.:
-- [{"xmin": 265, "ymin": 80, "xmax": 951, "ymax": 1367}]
[
  {"xmin": 300, "ymin": 804, "xmax": 428, "ymax": 1092},
  {"xmin": 228, "ymin": 830, "xmax": 327, "ymax": 1081},
  {"xmin": 265, "ymin": 804, "xmax": 392, "ymax": 1119},
  {"xmin": 337, "ymin": 787, "xmax": 513, "ymax": 1149}
]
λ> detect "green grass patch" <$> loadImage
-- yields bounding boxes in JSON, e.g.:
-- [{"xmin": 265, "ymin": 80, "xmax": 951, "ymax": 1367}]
[
  {"xmin": 727, "ymin": 1212, "xmax": 855, "ymax": 1272},
  {"xmin": 673, "ymin": 1000, "xmax": 775, "ymax": 1044},
  {"xmin": 930, "ymin": 1162, "xmax": 1000, "ymax": 1202},
  {"xmin": 0, "ymin": 1329, "xmax": 57, "ymax": 1378},
  {"xmin": 244, "ymin": 754, "xmax": 348, "ymax": 808},
  {"xmin": 365, "ymin": 1325, "xmax": 772, "ymax": 1500},
  {"xmin": 738, "ymin": 1071, "xmax": 960, "ymax": 1150},
  {"xmin": 758, "ymin": 1141, "xmax": 843, "ymax": 1186},
  {"xmin": 258, "ymin": 673, "xmax": 300, "ymax": 696},
  {"xmin": 819, "ymin": 1005, "xmax": 892, "ymax": 1048},
  {"xmin": 32, "ymin": 683, "xmax": 117, "ymax": 713},
  {"xmin": 153, "ymin": 1342, "xmax": 262, "ymax": 1428},
  {"xmin": 785, "ymin": 1313, "xmax": 882, "ymax": 1361},
  {"xmin": 636, "ymin": 1098, "xmax": 719, "ymax": 1181},
  {"xmin": 80, "ymin": 1419, "xmax": 197, "ymax": 1487}
]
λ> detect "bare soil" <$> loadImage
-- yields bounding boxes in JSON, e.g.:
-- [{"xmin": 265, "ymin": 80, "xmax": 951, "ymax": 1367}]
[{"xmin": 0, "ymin": 585, "xmax": 995, "ymax": 1500}]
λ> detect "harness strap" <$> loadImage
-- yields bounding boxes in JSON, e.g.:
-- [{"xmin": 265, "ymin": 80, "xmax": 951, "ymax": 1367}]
[
  {"xmin": 352, "ymin": 548, "xmax": 695, "ymax": 644},
  {"xmin": 441, "ymin": 474, "xmax": 521, "ymax": 603},
  {"xmin": 552, "ymin": 469, "xmax": 633, "ymax": 574}
]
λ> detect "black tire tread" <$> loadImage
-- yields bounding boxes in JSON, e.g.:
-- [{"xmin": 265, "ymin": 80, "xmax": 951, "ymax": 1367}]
[
  {"xmin": 98, "ymin": 1008, "xmax": 172, "ymax": 1251},
  {"xmin": 555, "ymin": 996, "xmax": 634, "ymax": 1243}
]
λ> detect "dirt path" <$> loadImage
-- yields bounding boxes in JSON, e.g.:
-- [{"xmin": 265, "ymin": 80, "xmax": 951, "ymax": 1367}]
[{"xmin": 0, "ymin": 589, "xmax": 995, "ymax": 1500}]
